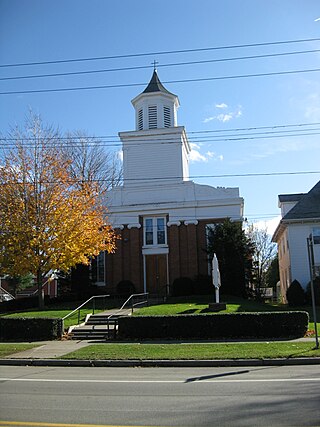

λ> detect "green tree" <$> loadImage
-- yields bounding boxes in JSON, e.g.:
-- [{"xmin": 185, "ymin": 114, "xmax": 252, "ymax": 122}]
[
  {"xmin": 6, "ymin": 273, "xmax": 34, "ymax": 298},
  {"xmin": 207, "ymin": 219, "xmax": 254, "ymax": 297},
  {"xmin": 266, "ymin": 254, "xmax": 280, "ymax": 289}
]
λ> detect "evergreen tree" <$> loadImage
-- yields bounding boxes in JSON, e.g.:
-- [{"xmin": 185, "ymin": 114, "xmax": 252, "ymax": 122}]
[{"xmin": 207, "ymin": 219, "xmax": 254, "ymax": 297}]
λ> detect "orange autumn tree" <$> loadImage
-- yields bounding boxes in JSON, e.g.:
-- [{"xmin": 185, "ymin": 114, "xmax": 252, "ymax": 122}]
[{"xmin": 0, "ymin": 115, "xmax": 116, "ymax": 308}]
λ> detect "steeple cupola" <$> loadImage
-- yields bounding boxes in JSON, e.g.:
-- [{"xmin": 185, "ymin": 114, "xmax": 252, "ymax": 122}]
[
  {"xmin": 119, "ymin": 70, "xmax": 190, "ymax": 187},
  {"xmin": 132, "ymin": 69, "xmax": 179, "ymax": 131}
]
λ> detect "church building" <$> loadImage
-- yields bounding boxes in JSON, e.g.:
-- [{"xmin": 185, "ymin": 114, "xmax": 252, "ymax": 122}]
[{"xmin": 104, "ymin": 70, "xmax": 244, "ymax": 296}]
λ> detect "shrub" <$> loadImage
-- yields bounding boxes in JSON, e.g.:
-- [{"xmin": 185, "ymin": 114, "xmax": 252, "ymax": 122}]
[
  {"xmin": 306, "ymin": 277, "xmax": 320, "ymax": 306},
  {"xmin": 0, "ymin": 317, "xmax": 63, "ymax": 341},
  {"xmin": 171, "ymin": 277, "xmax": 194, "ymax": 297},
  {"xmin": 286, "ymin": 279, "xmax": 305, "ymax": 306},
  {"xmin": 116, "ymin": 280, "xmax": 136, "ymax": 297},
  {"xmin": 118, "ymin": 311, "xmax": 308, "ymax": 340}
]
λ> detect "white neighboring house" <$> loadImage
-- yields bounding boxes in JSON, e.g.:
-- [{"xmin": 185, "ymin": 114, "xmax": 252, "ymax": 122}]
[{"xmin": 272, "ymin": 180, "xmax": 320, "ymax": 301}]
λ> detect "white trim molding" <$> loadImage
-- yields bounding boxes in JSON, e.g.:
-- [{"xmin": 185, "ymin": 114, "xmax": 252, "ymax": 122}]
[
  {"xmin": 127, "ymin": 223, "xmax": 142, "ymax": 229},
  {"xmin": 113, "ymin": 224, "xmax": 125, "ymax": 230},
  {"xmin": 167, "ymin": 221, "xmax": 181, "ymax": 227},
  {"xmin": 184, "ymin": 220, "xmax": 199, "ymax": 226}
]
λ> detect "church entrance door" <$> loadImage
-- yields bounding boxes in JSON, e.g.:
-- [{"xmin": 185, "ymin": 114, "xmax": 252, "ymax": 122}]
[{"xmin": 145, "ymin": 254, "xmax": 168, "ymax": 295}]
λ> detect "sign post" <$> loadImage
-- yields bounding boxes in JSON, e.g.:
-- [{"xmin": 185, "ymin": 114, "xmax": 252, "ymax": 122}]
[{"xmin": 307, "ymin": 235, "xmax": 319, "ymax": 349}]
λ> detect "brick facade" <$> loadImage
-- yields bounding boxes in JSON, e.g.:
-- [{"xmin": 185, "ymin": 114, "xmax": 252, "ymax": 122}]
[{"xmin": 105, "ymin": 219, "xmax": 222, "ymax": 295}]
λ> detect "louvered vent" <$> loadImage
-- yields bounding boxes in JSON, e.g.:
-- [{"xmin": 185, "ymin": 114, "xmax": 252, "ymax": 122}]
[
  {"xmin": 148, "ymin": 105, "xmax": 157, "ymax": 129},
  {"xmin": 138, "ymin": 109, "xmax": 143, "ymax": 130},
  {"xmin": 163, "ymin": 106, "xmax": 171, "ymax": 127}
]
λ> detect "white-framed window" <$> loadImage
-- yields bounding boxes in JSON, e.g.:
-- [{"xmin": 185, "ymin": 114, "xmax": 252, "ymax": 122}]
[
  {"xmin": 313, "ymin": 227, "xmax": 320, "ymax": 245},
  {"xmin": 144, "ymin": 217, "xmax": 167, "ymax": 246},
  {"xmin": 91, "ymin": 252, "xmax": 105, "ymax": 285}
]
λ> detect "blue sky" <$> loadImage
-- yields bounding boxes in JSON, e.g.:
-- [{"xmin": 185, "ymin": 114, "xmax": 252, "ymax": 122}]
[{"xmin": 1, "ymin": 0, "xmax": 320, "ymax": 233}]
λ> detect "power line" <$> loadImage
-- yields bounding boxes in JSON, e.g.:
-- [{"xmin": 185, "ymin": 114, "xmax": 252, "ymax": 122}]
[
  {"xmin": 1, "ymin": 48, "xmax": 319, "ymax": 82},
  {"xmin": 1, "ymin": 37, "xmax": 319, "ymax": 68},
  {"xmin": 0, "ymin": 170, "xmax": 319, "ymax": 185},
  {"xmin": 1, "ymin": 67, "xmax": 320, "ymax": 96},
  {"xmin": 1, "ymin": 129, "xmax": 319, "ymax": 149},
  {"xmin": 1, "ymin": 121, "xmax": 319, "ymax": 141}
]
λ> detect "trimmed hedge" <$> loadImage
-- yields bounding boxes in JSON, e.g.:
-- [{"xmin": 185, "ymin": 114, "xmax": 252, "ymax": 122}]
[
  {"xmin": 118, "ymin": 311, "xmax": 309, "ymax": 340},
  {"xmin": 0, "ymin": 317, "xmax": 63, "ymax": 341}
]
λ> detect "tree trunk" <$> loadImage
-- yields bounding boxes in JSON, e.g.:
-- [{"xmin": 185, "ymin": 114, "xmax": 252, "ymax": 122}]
[{"xmin": 37, "ymin": 269, "xmax": 44, "ymax": 310}]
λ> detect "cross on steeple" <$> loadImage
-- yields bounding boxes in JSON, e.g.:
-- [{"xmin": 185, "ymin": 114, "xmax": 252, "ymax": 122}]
[{"xmin": 152, "ymin": 60, "xmax": 158, "ymax": 71}]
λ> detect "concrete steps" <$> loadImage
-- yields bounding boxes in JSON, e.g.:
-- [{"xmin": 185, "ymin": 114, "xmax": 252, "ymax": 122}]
[{"xmin": 69, "ymin": 312, "xmax": 129, "ymax": 340}]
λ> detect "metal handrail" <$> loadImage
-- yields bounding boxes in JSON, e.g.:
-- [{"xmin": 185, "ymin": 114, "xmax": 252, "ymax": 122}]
[
  {"xmin": 0, "ymin": 285, "xmax": 15, "ymax": 301},
  {"xmin": 119, "ymin": 292, "xmax": 149, "ymax": 314},
  {"xmin": 106, "ymin": 293, "xmax": 148, "ymax": 338},
  {"xmin": 62, "ymin": 294, "xmax": 110, "ymax": 324}
]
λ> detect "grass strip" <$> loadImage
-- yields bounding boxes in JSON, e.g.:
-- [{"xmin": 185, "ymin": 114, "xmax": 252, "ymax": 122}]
[
  {"xmin": 0, "ymin": 343, "xmax": 39, "ymax": 357},
  {"xmin": 60, "ymin": 342, "xmax": 320, "ymax": 360}
]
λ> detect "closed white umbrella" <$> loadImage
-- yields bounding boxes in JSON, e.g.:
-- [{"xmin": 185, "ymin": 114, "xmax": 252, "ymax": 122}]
[{"xmin": 212, "ymin": 253, "xmax": 221, "ymax": 303}]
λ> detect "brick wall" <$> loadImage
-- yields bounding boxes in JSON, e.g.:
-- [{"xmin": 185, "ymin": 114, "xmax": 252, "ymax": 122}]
[{"xmin": 105, "ymin": 218, "xmax": 224, "ymax": 294}]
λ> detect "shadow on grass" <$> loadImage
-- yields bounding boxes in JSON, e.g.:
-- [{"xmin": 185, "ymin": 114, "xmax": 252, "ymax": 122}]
[{"xmin": 287, "ymin": 346, "xmax": 320, "ymax": 358}]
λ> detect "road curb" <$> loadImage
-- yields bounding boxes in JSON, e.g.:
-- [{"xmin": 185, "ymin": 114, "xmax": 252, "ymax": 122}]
[{"xmin": 1, "ymin": 357, "xmax": 320, "ymax": 367}]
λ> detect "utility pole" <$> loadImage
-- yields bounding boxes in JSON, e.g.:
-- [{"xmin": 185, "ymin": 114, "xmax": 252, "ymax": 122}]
[{"xmin": 307, "ymin": 235, "xmax": 319, "ymax": 349}]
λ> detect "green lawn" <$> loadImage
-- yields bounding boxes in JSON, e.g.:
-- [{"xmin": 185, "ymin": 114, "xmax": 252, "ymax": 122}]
[
  {"xmin": 0, "ymin": 343, "xmax": 39, "ymax": 357},
  {"xmin": 60, "ymin": 342, "xmax": 320, "ymax": 360},
  {"xmin": 2, "ymin": 295, "xmax": 319, "ymax": 333}
]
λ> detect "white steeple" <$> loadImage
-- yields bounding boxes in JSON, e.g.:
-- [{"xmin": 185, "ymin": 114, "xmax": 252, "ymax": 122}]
[
  {"xmin": 131, "ymin": 69, "xmax": 180, "ymax": 130},
  {"xmin": 119, "ymin": 70, "xmax": 190, "ymax": 187}
]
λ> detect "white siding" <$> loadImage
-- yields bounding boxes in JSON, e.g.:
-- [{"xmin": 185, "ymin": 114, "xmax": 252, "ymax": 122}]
[
  {"xmin": 120, "ymin": 127, "xmax": 190, "ymax": 187},
  {"xmin": 287, "ymin": 223, "xmax": 320, "ymax": 289}
]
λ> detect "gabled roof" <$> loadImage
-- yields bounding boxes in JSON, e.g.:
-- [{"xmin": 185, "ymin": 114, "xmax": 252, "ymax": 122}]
[
  {"xmin": 283, "ymin": 180, "xmax": 320, "ymax": 221},
  {"xmin": 272, "ymin": 180, "xmax": 320, "ymax": 242},
  {"xmin": 278, "ymin": 193, "xmax": 304, "ymax": 203},
  {"xmin": 142, "ymin": 70, "xmax": 177, "ymax": 97}
]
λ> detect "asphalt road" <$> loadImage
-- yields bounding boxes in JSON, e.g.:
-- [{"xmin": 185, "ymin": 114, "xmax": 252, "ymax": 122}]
[{"xmin": 1, "ymin": 365, "xmax": 320, "ymax": 427}]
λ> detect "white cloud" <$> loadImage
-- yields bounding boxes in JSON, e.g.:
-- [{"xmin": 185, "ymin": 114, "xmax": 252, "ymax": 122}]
[
  {"xmin": 315, "ymin": 17, "xmax": 320, "ymax": 21},
  {"xmin": 189, "ymin": 143, "xmax": 223, "ymax": 163},
  {"xmin": 203, "ymin": 116, "xmax": 215, "ymax": 123},
  {"xmin": 215, "ymin": 103, "xmax": 228, "ymax": 109},
  {"xmin": 216, "ymin": 113, "xmax": 233, "ymax": 123},
  {"xmin": 203, "ymin": 104, "xmax": 242, "ymax": 123}
]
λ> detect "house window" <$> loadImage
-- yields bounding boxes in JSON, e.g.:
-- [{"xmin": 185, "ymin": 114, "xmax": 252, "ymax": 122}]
[
  {"xmin": 138, "ymin": 108, "xmax": 143, "ymax": 130},
  {"xmin": 148, "ymin": 105, "xmax": 157, "ymax": 129},
  {"xmin": 144, "ymin": 217, "xmax": 167, "ymax": 246},
  {"xmin": 313, "ymin": 227, "xmax": 320, "ymax": 245},
  {"xmin": 91, "ymin": 252, "xmax": 105, "ymax": 285},
  {"xmin": 163, "ymin": 106, "xmax": 171, "ymax": 127}
]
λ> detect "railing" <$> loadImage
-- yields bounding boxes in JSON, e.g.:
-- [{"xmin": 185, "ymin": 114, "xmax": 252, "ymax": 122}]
[
  {"xmin": 107, "ymin": 293, "xmax": 148, "ymax": 339},
  {"xmin": 120, "ymin": 292, "xmax": 149, "ymax": 314},
  {"xmin": 0, "ymin": 285, "xmax": 15, "ymax": 302},
  {"xmin": 17, "ymin": 273, "xmax": 58, "ymax": 297},
  {"xmin": 62, "ymin": 294, "xmax": 110, "ymax": 325}
]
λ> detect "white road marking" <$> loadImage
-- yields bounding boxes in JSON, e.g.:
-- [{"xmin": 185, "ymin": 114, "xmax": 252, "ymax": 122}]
[{"xmin": 1, "ymin": 377, "xmax": 320, "ymax": 384}]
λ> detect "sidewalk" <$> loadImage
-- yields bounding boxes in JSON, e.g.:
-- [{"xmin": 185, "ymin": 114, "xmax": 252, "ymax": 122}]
[
  {"xmin": 1, "ymin": 337, "xmax": 320, "ymax": 367},
  {"xmin": 4, "ymin": 339, "xmax": 93, "ymax": 359}
]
